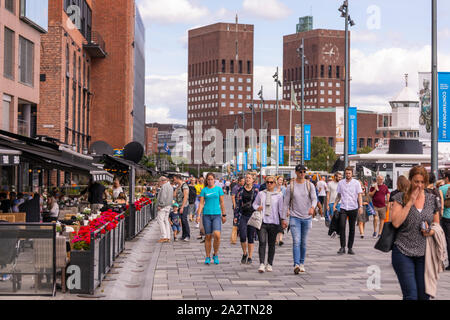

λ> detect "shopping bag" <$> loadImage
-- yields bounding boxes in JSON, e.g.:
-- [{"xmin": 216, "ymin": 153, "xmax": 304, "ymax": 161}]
[
  {"xmin": 247, "ymin": 210, "xmax": 263, "ymax": 230},
  {"xmin": 366, "ymin": 203, "xmax": 376, "ymax": 216},
  {"xmin": 230, "ymin": 226, "xmax": 238, "ymax": 244}
]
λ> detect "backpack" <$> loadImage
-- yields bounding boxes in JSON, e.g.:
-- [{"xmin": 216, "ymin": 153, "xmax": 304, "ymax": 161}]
[
  {"xmin": 444, "ymin": 187, "xmax": 450, "ymax": 209},
  {"xmin": 188, "ymin": 185, "xmax": 197, "ymax": 204},
  {"xmin": 289, "ymin": 179, "xmax": 312, "ymax": 210}
]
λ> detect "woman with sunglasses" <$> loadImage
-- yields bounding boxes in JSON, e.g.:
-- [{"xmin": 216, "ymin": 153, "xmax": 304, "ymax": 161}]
[{"xmin": 253, "ymin": 176, "xmax": 287, "ymax": 273}]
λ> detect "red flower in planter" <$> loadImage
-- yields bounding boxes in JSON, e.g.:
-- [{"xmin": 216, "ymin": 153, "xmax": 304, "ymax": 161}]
[{"xmin": 101, "ymin": 229, "xmax": 106, "ymax": 234}]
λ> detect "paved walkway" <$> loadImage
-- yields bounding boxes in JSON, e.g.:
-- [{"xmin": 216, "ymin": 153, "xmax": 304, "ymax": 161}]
[
  {"xmin": 96, "ymin": 195, "xmax": 450, "ymax": 300},
  {"xmin": 6, "ymin": 195, "xmax": 450, "ymax": 300}
]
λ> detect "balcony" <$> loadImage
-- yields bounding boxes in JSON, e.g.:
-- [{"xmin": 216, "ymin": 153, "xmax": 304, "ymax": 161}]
[{"xmin": 83, "ymin": 31, "xmax": 107, "ymax": 58}]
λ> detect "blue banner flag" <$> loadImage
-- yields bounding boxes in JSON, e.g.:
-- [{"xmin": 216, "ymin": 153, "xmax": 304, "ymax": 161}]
[
  {"xmin": 244, "ymin": 152, "xmax": 248, "ymax": 171},
  {"xmin": 304, "ymin": 125, "xmax": 311, "ymax": 161},
  {"xmin": 349, "ymin": 107, "xmax": 358, "ymax": 154},
  {"xmin": 237, "ymin": 152, "xmax": 242, "ymax": 172},
  {"xmin": 279, "ymin": 136, "xmax": 284, "ymax": 165},
  {"xmin": 164, "ymin": 143, "xmax": 171, "ymax": 155},
  {"xmin": 253, "ymin": 149, "xmax": 258, "ymax": 169},
  {"xmin": 439, "ymin": 72, "xmax": 450, "ymax": 142},
  {"xmin": 262, "ymin": 143, "xmax": 267, "ymax": 167}
]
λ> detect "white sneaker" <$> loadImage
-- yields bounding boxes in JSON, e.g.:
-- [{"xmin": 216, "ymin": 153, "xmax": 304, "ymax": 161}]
[
  {"xmin": 320, "ymin": 217, "xmax": 325, "ymax": 221},
  {"xmin": 258, "ymin": 264, "xmax": 265, "ymax": 273},
  {"xmin": 313, "ymin": 218, "xmax": 318, "ymax": 221},
  {"xmin": 299, "ymin": 264, "xmax": 306, "ymax": 273},
  {"xmin": 294, "ymin": 265, "xmax": 300, "ymax": 274},
  {"xmin": 266, "ymin": 264, "xmax": 273, "ymax": 272}
]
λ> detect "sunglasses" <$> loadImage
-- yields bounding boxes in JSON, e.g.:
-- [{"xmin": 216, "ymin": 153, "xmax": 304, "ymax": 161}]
[
  {"xmin": 267, "ymin": 181, "xmax": 275, "ymax": 184},
  {"xmin": 297, "ymin": 170, "xmax": 306, "ymax": 174}
]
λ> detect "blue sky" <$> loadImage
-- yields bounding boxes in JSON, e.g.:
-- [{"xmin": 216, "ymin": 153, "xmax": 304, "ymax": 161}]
[{"xmin": 136, "ymin": 0, "xmax": 450, "ymax": 124}]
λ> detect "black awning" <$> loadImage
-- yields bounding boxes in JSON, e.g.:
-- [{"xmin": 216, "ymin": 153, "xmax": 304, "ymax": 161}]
[
  {"xmin": 0, "ymin": 137, "xmax": 113, "ymax": 181},
  {"xmin": 101, "ymin": 155, "xmax": 156, "ymax": 176}
]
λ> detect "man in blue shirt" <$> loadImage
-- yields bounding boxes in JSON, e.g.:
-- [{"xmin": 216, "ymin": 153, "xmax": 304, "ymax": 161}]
[{"xmin": 439, "ymin": 171, "xmax": 450, "ymax": 270}]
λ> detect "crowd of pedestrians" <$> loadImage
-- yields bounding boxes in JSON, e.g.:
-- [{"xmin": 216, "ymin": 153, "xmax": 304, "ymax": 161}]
[{"xmin": 152, "ymin": 165, "xmax": 450, "ymax": 300}]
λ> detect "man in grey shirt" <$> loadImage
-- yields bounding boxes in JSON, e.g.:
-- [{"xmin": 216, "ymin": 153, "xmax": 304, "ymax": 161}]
[
  {"xmin": 156, "ymin": 176, "xmax": 173, "ymax": 243},
  {"xmin": 283, "ymin": 165, "xmax": 317, "ymax": 274}
]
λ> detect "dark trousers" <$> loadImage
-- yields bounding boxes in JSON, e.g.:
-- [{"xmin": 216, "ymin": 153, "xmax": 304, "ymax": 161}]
[
  {"xmin": 181, "ymin": 205, "xmax": 190, "ymax": 239},
  {"xmin": 238, "ymin": 214, "xmax": 257, "ymax": 244},
  {"xmin": 392, "ymin": 245, "xmax": 430, "ymax": 300},
  {"xmin": 258, "ymin": 223, "xmax": 279, "ymax": 265},
  {"xmin": 339, "ymin": 209, "xmax": 358, "ymax": 249},
  {"xmin": 441, "ymin": 217, "xmax": 450, "ymax": 265}
]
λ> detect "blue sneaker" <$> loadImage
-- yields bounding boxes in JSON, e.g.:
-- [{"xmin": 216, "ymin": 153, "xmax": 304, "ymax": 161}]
[
  {"xmin": 205, "ymin": 257, "xmax": 211, "ymax": 265},
  {"xmin": 213, "ymin": 255, "xmax": 219, "ymax": 265}
]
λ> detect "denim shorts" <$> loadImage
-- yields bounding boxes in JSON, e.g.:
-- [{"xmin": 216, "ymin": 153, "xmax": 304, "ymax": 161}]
[
  {"xmin": 202, "ymin": 214, "xmax": 222, "ymax": 235},
  {"xmin": 172, "ymin": 224, "xmax": 181, "ymax": 232}
]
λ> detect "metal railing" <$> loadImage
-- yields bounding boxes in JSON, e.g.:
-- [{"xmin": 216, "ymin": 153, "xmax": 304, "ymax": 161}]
[{"xmin": 126, "ymin": 204, "xmax": 153, "ymax": 240}]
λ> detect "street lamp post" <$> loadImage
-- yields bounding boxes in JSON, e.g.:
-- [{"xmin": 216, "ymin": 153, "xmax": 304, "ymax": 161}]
[
  {"xmin": 249, "ymin": 102, "xmax": 255, "ymax": 169},
  {"xmin": 273, "ymin": 67, "xmax": 282, "ymax": 175},
  {"xmin": 339, "ymin": 0, "xmax": 355, "ymax": 169},
  {"xmin": 431, "ymin": 0, "xmax": 438, "ymax": 178},
  {"xmin": 296, "ymin": 39, "xmax": 308, "ymax": 166},
  {"xmin": 258, "ymin": 87, "xmax": 264, "ymax": 183}
]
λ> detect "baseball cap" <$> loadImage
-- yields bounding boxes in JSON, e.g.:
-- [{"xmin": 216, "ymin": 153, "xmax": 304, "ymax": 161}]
[
  {"xmin": 172, "ymin": 202, "xmax": 179, "ymax": 208},
  {"xmin": 295, "ymin": 164, "xmax": 307, "ymax": 172}
]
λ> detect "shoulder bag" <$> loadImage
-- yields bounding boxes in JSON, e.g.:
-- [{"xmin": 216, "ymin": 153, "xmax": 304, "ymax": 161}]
[{"xmin": 374, "ymin": 222, "xmax": 398, "ymax": 252}]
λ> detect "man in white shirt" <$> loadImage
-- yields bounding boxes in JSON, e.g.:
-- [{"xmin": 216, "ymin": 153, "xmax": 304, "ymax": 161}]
[
  {"xmin": 325, "ymin": 172, "xmax": 342, "ymax": 223},
  {"xmin": 316, "ymin": 176, "xmax": 328, "ymax": 221},
  {"xmin": 333, "ymin": 167, "xmax": 363, "ymax": 255}
]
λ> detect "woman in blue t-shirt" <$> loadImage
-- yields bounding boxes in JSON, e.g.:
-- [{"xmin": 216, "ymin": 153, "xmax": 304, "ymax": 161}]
[{"xmin": 196, "ymin": 172, "xmax": 226, "ymax": 265}]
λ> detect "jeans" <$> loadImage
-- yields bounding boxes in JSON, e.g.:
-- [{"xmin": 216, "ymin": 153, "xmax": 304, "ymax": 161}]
[
  {"xmin": 202, "ymin": 214, "xmax": 222, "ymax": 234},
  {"xmin": 339, "ymin": 209, "xmax": 358, "ymax": 249},
  {"xmin": 238, "ymin": 214, "xmax": 257, "ymax": 244},
  {"xmin": 180, "ymin": 205, "xmax": 191, "ymax": 239},
  {"xmin": 392, "ymin": 245, "xmax": 430, "ymax": 300},
  {"xmin": 290, "ymin": 216, "xmax": 312, "ymax": 266},
  {"xmin": 441, "ymin": 217, "xmax": 450, "ymax": 266},
  {"xmin": 258, "ymin": 223, "xmax": 279, "ymax": 265}
]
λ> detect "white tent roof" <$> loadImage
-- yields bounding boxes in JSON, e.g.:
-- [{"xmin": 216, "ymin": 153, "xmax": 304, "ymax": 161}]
[{"xmin": 390, "ymin": 86, "xmax": 419, "ymax": 103}]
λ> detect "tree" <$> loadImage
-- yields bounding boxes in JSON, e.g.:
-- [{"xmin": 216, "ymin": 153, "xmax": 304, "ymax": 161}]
[
  {"xmin": 305, "ymin": 137, "xmax": 337, "ymax": 172},
  {"xmin": 357, "ymin": 146, "xmax": 373, "ymax": 154}
]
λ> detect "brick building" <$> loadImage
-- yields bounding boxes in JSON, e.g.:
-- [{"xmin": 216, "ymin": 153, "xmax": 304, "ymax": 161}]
[
  {"xmin": 145, "ymin": 125, "xmax": 158, "ymax": 156},
  {"xmin": 187, "ymin": 22, "xmax": 254, "ymax": 134},
  {"xmin": 1, "ymin": 0, "xmax": 46, "ymax": 136},
  {"xmin": 39, "ymin": 0, "xmax": 144, "ymax": 153},
  {"xmin": 283, "ymin": 29, "xmax": 348, "ymax": 109}
]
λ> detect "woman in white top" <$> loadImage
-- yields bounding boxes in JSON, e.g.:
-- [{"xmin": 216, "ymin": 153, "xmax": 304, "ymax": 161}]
[
  {"xmin": 112, "ymin": 178, "xmax": 124, "ymax": 200},
  {"xmin": 48, "ymin": 194, "xmax": 59, "ymax": 219},
  {"xmin": 275, "ymin": 176, "xmax": 287, "ymax": 246},
  {"xmin": 252, "ymin": 176, "xmax": 287, "ymax": 273}
]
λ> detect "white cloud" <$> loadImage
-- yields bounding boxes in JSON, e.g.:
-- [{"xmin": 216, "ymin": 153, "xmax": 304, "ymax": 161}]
[
  {"xmin": 242, "ymin": 0, "xmax": 291, "ymax": 20},
  {"xmin": 137, "ymin": 0, "xmax": 210, "ymax": 24},
  {"xmin": 137, "ymin": 0, "xmax": 232, "ymax": 25},
  {"xmin": 253, "ymin": 65, "xmax": 280, "ymax": 101},
  {"xmin": 351, "ymin": 45, "xmax": 450, "ymax": 112},
  {"xmin": 145, "ymin": 73, "xmax": 187, "ymax": 124}
]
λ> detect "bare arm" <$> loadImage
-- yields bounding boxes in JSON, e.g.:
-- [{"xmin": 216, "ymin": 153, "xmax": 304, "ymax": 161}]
[
  {"xmin": 220, "ymin": 195, "xmax": 226, "ymax": 223},
  {"xmin": 391, "ymin": 200, "xmax": 413, "ymax": 228},
  {"xmin": 196, "ymin": 197, "xmax": 205, "ymax": 223}
]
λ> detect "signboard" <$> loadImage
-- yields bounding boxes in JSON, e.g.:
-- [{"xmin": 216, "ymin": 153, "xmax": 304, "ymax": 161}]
[
  {"xmin": 439, "ymin": 72, "xmax": 450, "ymax": 142},
  {"xmin": 278, "ymin": 136, "xmax": 284, "ymax": 166},
  {"xmin": 253, "ymin": 148, "xmax": 258, "ymax": 170},
  {"xmin": 270, "ymin": 135, "xmax": 277, "ymax": 165},
  {"xmin": 237, "ymin": 152, "xmax": 242, "ymax": 172},
  {"xmin": 419, "ymin": 72, "xmax": 432, "ymax": 140},
  {"xmin": 113, "ymin": 149, "xmax": 124, "ymax": 157},
  {"xmin": 0, "ymin": 155, "xmax": 20, "ymax": 165},
  {"xmin": 304, "ymin": 125, "xmax": 311, "ymax": 161},
  {"xmin": 262, "ymin": 143, "xmax": 267, "ymax": 167},
  {"xmin": 395, "ymin": 163, "xmax": 418, "ymax": 168},
  {"xmin": 294, "ymin": 124, "xmax": 302, "ymax": 161},
  {"xmin": 349, "ymin": 107, "xmax": 358, "ymax": 154}
]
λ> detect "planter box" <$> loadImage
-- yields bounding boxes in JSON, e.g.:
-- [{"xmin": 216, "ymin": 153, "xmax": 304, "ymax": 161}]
[{"xmin": 67, "ymin": 250, "xmax": 93, "ymax": 295}]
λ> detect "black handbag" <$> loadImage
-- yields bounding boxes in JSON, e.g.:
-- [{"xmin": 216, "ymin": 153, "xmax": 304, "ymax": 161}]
[{"xmin": 374, "ymin": 222, "xmax": 398, "ymax": 252}]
